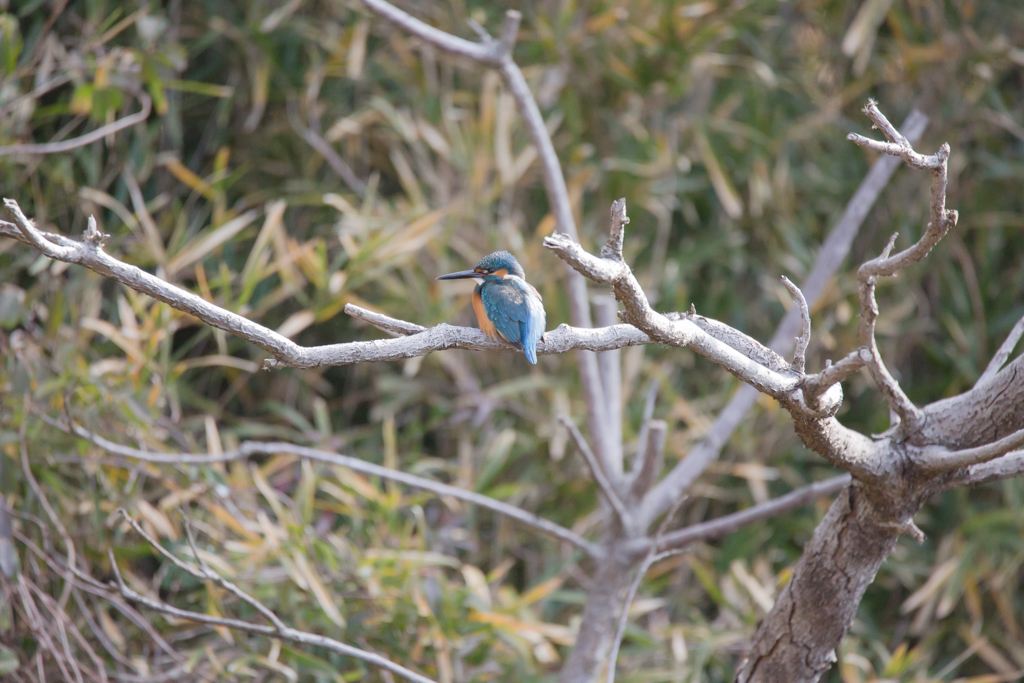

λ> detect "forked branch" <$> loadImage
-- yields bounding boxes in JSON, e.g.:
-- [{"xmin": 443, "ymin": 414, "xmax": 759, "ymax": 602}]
[{"xmin": 851, "ymin": 101, "xmax": 959, "ymax": 433}]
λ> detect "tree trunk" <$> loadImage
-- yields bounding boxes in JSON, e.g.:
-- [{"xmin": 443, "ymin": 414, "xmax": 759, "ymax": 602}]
[
  {"xmin": 559, "ymin": 551, "xmax": 633, "ymax": 683},
  {"xmin": 734, "ymin": 485, "xmax": 901, "ymax": 683}
]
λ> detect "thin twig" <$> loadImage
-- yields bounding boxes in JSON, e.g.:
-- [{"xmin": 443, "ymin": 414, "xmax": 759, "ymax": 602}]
[
  {"xmin": 49, "ymin": 416, "xmax": 601, "ymax": 557},
  {"xmin": 857, "ymin": 231, "xmax": 925, "ymax": 431},
  {"xmin": 629, "ymin": 420, "xmax": 666, "ymax": 499},
  {"xmin": 287, "ymin": 97, "xmax": 366, "ymax": 195},
  {"xmin": 947, "ymin": 450, "xmax": 1024, "ymax": 488},
  {"xmin": 559, "ymin": 415, "xmax": 634, "ymax": 533},
  {"xmin": 780, "ymin": 276, "xmax": 810, "ymax": 373},
  {"xmin": 19, "ymin": 415, "xmax": 76, "ymax": 611},
  {"xmin": 0, "ymin": 93, "xmax": 151, "ymax": 156},
  {"xmin": 103, "ymin": 548, "xmax": 440, "ymax": 683},
  {"xmin": 976, "ymin": 313, "xmax": 1024, "ymax": 387},
  {"xmin": 851, "ymin": 102, "xmax": 958, "ymax": 433},
  {"xmin": 345, "ymin": 303, "xmax": 427, "ymax": 336},
  {"xmin": 120, "ymin": 509, "xmax": 287, "ymax": 632},
  {"xmin": 14, "ymin": 529, "xmax": 188, "ymax": 670},
  {"xmin": 920, "ymin": 427, "xmax": 1024, "ymax": 472},
  {"xmin": 802, "ymin": 347, "xmax": 873, "ymax": 401}
]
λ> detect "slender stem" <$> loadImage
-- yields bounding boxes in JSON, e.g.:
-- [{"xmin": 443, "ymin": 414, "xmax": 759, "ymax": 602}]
[
  {"xmin": 0, "ymin": 93, "xmax": 151, "ymax": 156},
  {"xmin": 103, "ymin": 555, "xmax": 439, "ymax": 683},
  {"xmin": 803, "ymin": 347, "xmax": 872, "ymax": 401},
  {"xmin": 594, "ymin": 296, "xmax": 624, "ymax": 474},
  {"xmin": 780, "ymin": 276, "xmax": 810, "ymax": 373},
  {"xmin": 976, "ymin": 313, "xmax": 1024, "ymax": 387},
  {"xmin": 920, "ymin": 427, "xmax": 1024, "ymax": 472},
  {"xmin": 560, "ymin": 415, "xmax": 633, "ymax": 533},
  {"xmin": 51, "ymin": 417, "xmax": 601, "ymax": 558}
]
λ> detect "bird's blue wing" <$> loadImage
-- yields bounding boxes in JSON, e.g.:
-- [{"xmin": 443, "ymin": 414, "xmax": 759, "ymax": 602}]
[{"xmin": 481, "ymin": 280, "xmax": 546, "ymax": 363}]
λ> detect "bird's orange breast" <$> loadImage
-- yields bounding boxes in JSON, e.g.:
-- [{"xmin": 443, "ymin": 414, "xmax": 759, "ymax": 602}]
[{"xmin": 473, "ymin": 289, "xmax": 499, "ymax": 338}]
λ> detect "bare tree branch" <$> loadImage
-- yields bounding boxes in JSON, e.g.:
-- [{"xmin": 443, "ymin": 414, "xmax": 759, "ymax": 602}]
[
  {"xmin": 545, "ymin": 208, "xmax": 806, "ymax": 398},
  {"xmin": 0, "ymin": 209, "xmax": 662, "ymax": 370},
  {"xmin": 287, "ymin": 97, "xmax": 366, "ymax": 195},
  {"xmin": 652, "ymin": 474, "xmax": 851, "ymax": 554},
  {"xmin": 976, "ymin": 312, "xmax": 1024, "ymax": 387},
  {"xmin": 48, "ymin": 417, "xmax": 601, "ymax": 558},
  {"xmin": 560, "ymin": 415, "xmax": 634, "ymax": 533},
  {"xmin": 0, "ymin": 93, "xmax": 151, "ymax": 156},
  {"xmin": 641, "ymin": 110, "xmax": 928, "ymax": 523},
  {"xmin": 851, "ymin": 102, "xmax": 958, "ymax": 433},
  {"xmin": 803, "ymin": 348, "xmax": 872, "ymax": 403},
  {"xmin": 120, "ymin": 510, "xmax": 287, "ymax": 632},
  {"xmin": 780, "ymin": 276, "xmax": 810, "ymax": 373},
  {"xmin": 594, "ymin": 296, "xmax": 624, "ymax": 474},
  {"xmin": 947, "ymin": 450, "xmax": 1024, "ymax": 488},
  {"xmin": 629, "ymin": 420, "xmax": 666, "ymax": 500},
  {"xmin": 919, "ymin": 427, "xmax": 1024, "ymax": 472}
]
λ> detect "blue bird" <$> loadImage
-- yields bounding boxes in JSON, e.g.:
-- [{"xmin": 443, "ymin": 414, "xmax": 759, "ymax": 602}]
[{"xmin": 437, "ymin": 251, "xmax": 546, "ymax": 364}]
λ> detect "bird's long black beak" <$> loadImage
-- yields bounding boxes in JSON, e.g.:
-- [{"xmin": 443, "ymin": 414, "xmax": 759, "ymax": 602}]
[{"xmin": 436, "ymin": 269, "xmax": 480, "ymax": 281}]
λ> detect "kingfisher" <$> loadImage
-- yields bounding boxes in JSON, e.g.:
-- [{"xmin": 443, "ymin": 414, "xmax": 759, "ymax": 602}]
[{"xmin": 437, "ymin": 251, "xmax": 546, "ymax": 364}]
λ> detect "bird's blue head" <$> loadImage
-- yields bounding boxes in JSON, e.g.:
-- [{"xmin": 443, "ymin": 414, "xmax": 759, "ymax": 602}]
[{"xmin": 436, "ymin": 250, "xmax": 526, "ymax": 283}]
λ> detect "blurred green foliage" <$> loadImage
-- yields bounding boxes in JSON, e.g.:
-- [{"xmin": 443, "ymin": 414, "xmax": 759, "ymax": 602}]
[{"xmin": 0, "ymin": 0, "xmax": 1023, "ymax": 681}]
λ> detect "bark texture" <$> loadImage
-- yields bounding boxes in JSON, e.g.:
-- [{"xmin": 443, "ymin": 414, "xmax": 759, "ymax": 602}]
[
  {"xmin": 735, "ymin": 486, "xmax": 901, "ymax": 682},
  {"xmin": 559, "ymin": 550, "xmax": 633, "ymax": 683}
]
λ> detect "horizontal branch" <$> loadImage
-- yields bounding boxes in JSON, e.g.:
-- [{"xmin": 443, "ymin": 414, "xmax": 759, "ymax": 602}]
[
  {"xmin": 265, "ymin": 316, "xmax": 654, "ymax": 368},
  {"xmin": 0, "ymin": 93, "xmax": 151, "ymax": 156},
  {"xmin": 919, "ymin": 427, "xmax": 1024, "ymax": 472},
  {"xmin": 0, "ymin": 204, "xmax": 661, "ymax": 371},
  {"xmin": 652, "ymin": 474, "xmax": 850, "ymax": 554},
  {"xmin": 948, "ymin": 450, "xmax": 1024, "ymax": 488},
  {"xmin": 50, "ymin": 418, "xmax": 601, "ymax": 558}
]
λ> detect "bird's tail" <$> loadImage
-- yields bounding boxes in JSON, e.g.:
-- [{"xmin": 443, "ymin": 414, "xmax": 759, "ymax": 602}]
[{"xmin": 523, "ymin": 342, "xmax": 538, "ymax": 365}]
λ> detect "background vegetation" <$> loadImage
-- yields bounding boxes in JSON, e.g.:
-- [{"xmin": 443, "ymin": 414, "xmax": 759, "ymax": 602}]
[{"xmin": 1, "ymin": 0, "xmax": 1023, "ymax": 680}]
